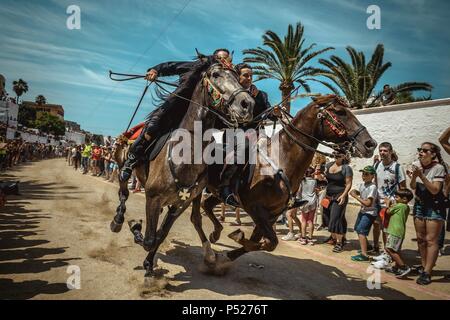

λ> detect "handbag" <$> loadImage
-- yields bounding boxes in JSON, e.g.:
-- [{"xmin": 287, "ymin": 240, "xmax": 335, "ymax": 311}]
[{"xmin": 321, "ymin": 197, "xmax": 331, "ymax": 209}]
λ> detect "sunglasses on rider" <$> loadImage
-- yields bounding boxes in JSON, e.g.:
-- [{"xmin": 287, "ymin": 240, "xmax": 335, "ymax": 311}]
[{"xmin": 417, "ymin": 148, "xmax": 432, "ymax": 153}]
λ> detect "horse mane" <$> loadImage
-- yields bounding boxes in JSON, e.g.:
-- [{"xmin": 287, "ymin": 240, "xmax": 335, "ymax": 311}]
[
  {"xmin": 311, "ymin": 94, "xmax": 350, "ymax": 108},
  {"xmin": 291, "ymin": 94, "xmax": 350, "ymax": 126},
  {"xmin": 145, "ymin": 56, "xmax": 214, "ymax": 121}
]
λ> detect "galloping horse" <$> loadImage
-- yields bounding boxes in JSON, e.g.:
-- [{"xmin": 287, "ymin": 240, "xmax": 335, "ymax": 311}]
[
  {"xmin": 111, "ymin": 61, "xmax": 255, "ymax": 277},
  {"xmin": 200, "ymin": 94, "xmax": 377, "ymax": 265}
]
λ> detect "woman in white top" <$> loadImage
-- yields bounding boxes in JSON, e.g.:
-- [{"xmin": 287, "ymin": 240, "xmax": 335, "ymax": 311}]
[{"xmin": 409, "ymin": 142, "xmax": 448, "ymax": 285}]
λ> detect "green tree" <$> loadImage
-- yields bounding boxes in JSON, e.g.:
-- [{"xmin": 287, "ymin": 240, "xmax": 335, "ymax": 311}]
[
  {"xmin": 18, "ymin": 104, "xmax": 37, "ymax": 127},
  {"xmin": 12, "ymin": 79, "xmax": 29, "ymax": 104},
  {"xmin": 34, "ymin": 112, "xmax": 65, "ymax": 136},
  {"xmin": 243, "ymin": 22, "xmax": 334, "ymax": 113},
  {"xmin": 394, "ymin": 91, "xmax": 432, "ymax": 104},
  {"xmin": 312, "ymin": 44, "xmax": 432, "ymax": 108},
  {"xmin": 35, "ymin": 95, "xmax": 47, "ymax": 105}
]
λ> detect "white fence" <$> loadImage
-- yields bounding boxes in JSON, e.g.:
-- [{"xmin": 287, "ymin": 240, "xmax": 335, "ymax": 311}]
[
  {"xmin": 347, "ymin": 98, "xmax": 450, "ymax": 188},
  {"xmin": 260, "ymin": 98, "xmax": 450, "ymax": 193}
]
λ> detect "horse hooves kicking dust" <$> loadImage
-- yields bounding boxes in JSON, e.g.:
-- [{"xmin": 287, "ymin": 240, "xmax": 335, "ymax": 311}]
[{"xmin": 198, "ymin": 252, "xmax": 233, "ymax": 276}]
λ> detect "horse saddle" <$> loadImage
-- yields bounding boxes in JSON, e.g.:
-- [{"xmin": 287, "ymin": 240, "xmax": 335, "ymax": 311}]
[{"xmin": 144, "ymin": 130, "xmax": 173, "ymax": 162}]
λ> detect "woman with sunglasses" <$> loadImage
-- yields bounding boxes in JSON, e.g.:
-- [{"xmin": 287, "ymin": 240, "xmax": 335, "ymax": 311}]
[{"xmin": 409, "ymin": 142, "xmax": 448, "ymax": 285}]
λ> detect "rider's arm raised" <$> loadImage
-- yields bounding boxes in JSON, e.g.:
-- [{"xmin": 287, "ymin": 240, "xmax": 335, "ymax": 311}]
[{"xmin": 148, "ymin": 61, "xmax": 193, "ymax": 77}]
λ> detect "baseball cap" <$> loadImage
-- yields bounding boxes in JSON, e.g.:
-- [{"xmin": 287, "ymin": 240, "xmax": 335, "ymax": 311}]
[{"xmin": 359, "ymin": 165, "xmax": 376, "ymax": 175}]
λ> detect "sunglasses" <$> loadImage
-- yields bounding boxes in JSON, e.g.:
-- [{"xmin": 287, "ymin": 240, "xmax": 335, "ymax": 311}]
[{"xmin": 417, "ymin": 148, "xmax": 432, "ymax": 153}]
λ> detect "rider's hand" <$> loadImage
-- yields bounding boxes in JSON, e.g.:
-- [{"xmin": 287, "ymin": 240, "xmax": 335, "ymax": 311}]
[
  {"xmin": 145, "ymin": 69, "xmax": 158, "ymax": 82},
  {"xmin": 273, "ymin": 105, "xmax": 282, "ymax": 117}
]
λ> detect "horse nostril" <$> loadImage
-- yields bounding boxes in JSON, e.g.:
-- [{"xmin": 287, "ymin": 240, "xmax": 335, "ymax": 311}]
[
  {"xmin": 241, "ymin": 100, "xmax": 248, "ymax": 109},
  {"xmin": 365, "ymin": 140, "xmax": 376, "ymax": 149}
]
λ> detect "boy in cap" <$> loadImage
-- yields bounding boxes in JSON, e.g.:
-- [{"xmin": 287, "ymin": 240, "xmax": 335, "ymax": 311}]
[
  {"xmin": 382, "ymin": 188, "xmax": 414, "ymax": 278},
  {"xmin": 349, "ymin": 165, "xmax": 378, "ymax": 261}
]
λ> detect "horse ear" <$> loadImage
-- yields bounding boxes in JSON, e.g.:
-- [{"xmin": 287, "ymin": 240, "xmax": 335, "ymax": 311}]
[{"xmin": 195, "ymin": 48, "xmax": 207, "ymax": 61}]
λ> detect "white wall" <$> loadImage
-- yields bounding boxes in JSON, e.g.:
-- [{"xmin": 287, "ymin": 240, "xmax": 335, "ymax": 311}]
[
  {"xmin": 348, "ymin": 99, "xmax": 450, "ymax": 189},
  {"xmin": 65, "ymin": 131, "xmax": 86, "ymax": 145},
  {"xmin": 0, "ymin": 100, "xmax": 19, "ymax": 128},
  {"xmin": 260, "ymin": 99, "xmax": 450, "ymax": 199}
]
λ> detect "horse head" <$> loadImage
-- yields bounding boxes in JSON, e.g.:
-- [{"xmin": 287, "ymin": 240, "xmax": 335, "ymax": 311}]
[
  {"xmin": 112, "ymin": 135, "xmax": 129, "ymax": 167},
  {"xmin": 202, "ymin": 63, "xmax": 254, "ymax": 125},
  {"xmin": 309, "ymin": 94, "xmax": 377, "ymax": 158}
]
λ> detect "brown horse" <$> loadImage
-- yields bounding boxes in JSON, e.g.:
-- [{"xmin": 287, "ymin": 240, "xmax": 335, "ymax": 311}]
[
  {"xmin": 200, "ymin": 94, "xmax": 377, "ymax": 266},
  {"xmin": 111, "ymin": 61, "xmax": 255, "ymax": 277}
]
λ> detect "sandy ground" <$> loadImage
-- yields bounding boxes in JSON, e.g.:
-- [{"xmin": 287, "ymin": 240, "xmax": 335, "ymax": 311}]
[{"xmin": 0, "ymin": 158, "xmax": 449, "ymax": 300}]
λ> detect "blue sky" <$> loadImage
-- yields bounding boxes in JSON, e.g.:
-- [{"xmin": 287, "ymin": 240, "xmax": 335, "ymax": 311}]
[{"xmin": 1, "ymin": 0, "xmax": 449, "ymax": 137}]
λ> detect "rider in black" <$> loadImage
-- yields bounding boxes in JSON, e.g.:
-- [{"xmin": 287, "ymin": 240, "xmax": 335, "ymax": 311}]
[
  {"xmin": 119, "ymin": 49, "xmax": 232, "ymax": 182},
  {"xmin": 218, "ymin": 63, "xmax": 280, "ymax": 207}
]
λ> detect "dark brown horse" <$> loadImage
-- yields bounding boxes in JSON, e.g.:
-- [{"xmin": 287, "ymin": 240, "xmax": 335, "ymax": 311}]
[
  {"xmin": 111, "ymin": 61, "xmax": 255, "ymax": 277},
  {"xmin": 199, "ymin": 94, "xmax": 377, "ymax": 268}
]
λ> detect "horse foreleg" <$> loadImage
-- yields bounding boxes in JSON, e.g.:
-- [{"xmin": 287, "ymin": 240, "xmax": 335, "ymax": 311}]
[
  {"xmin": 128, "ymin": 219, "xmax": 144, "ymax": 246},
  {"xmin": 226, "ymin": 226, "xmax": 264, "ymax": 261},
  {"xmin": 226, "ymin": 206, "xmax": 279, "ymax": 261},
  {"xmin": 201, "ymin": 194, "xmax": 223, "ymax": 243},
  {"xmin": 110, "ymin": 179, "xmax": 129, "ymax": 233},
  {"xmin": 191, "ymin": 195, "xmax": 216, "ymax": 265},
  {"xmin": 143, "ymin": 200, "xmax": 191, "ymax": 277}
]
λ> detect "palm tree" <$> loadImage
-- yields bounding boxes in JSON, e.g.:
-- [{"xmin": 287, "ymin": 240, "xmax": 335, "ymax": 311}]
[
  {"xmin": 12, "ymin": 79, "xmax": 29, "ymax": 104},
  {"xmin": 311, "ymin": 44, "xmax": 432, "ymax": 108},
  {"xmin": 35, "ymin": 95, "xmax": 47, "ymax": 105},
  {"xmin": 243, "ymin": 22, "xmax": 334, "ymax": 113}
]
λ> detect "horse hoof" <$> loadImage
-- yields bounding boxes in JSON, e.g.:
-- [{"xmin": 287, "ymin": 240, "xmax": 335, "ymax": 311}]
[
  {"xmin": 199, "ymin": 252, "xmax": 233, "ymax": 276},
  {"xmin": 228, "ymin": 229, "xmax": 244, "ymax": 243},
  {"xmin": 110, "ymin": 220, "xmax": 123, "ymax": 233}
]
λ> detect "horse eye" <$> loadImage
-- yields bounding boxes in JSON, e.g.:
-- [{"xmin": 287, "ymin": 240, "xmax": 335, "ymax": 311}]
[
  {"xmin": 212, "ymin": 72, "xmax": 220, "ymax": 78},
  {"xmin": 335, "ymin": 109, "xmax": 346, "ymax": 116}
]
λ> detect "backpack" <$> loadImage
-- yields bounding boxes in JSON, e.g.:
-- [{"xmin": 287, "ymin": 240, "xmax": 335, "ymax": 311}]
[{"xmin": 374, "ymin": 161, "xmax": 401, "ymax": 197}]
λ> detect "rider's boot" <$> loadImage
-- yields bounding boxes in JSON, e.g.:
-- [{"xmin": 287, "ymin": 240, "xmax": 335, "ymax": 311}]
[
  {"xmin": 119, "ymin": 134, "xmax": 150, "ymax": 182},
  {"xmin": 219, "ymin": 164, "xmax": 240, "ymax": 207}
]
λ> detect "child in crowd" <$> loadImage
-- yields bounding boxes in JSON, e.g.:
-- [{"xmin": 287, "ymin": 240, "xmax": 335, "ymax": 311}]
[
  {"xmin": 383, "ymin": 188, "xmax": 414, "ymax": 277},
  {"xmin": 350, "ymin": 166, "xmax": 378, "ymax": 261},
  {"xmin": 298, "ymin": 167, "xmax": 318, "ymax": 245},
  {"xmin": 282, "ymin": 168, "xmax": 318, "ymax": 241},
  {"xmin": 282, "ymin": 207, "xmax": 302, "ymax": 241}
]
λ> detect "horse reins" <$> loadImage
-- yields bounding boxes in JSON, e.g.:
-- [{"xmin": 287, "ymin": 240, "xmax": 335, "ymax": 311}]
[
  {"xmin": 109, "ymin": 69, "xmax": 245, "ymax": 129},
  {"xmin": 276, "ymin": 99, "xmax": 367, "ymax": 158}
]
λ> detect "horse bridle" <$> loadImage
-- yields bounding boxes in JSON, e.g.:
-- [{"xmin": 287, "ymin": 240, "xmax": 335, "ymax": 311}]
[
  {"xmin": 202, "ymin": 68, "xmax": 249, "ymax": 109},
  {"xmin": 278, "ymin": 98, "xmax": 367, "ymax": 157}
]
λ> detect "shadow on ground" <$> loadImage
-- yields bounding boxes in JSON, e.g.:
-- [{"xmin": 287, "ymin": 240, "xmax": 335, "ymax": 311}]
[
  {"xmin": 136, "ymin": 240, "xmax": 417, "ymax": 300},
  {"xmin": 0, "ymin": 168, "xmax": 81, "ymax": 299}
]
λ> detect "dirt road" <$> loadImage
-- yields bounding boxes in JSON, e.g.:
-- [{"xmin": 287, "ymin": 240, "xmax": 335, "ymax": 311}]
[{"xmin": 1, "ymin": 159, "xmax": 449, "ymax": 300}]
